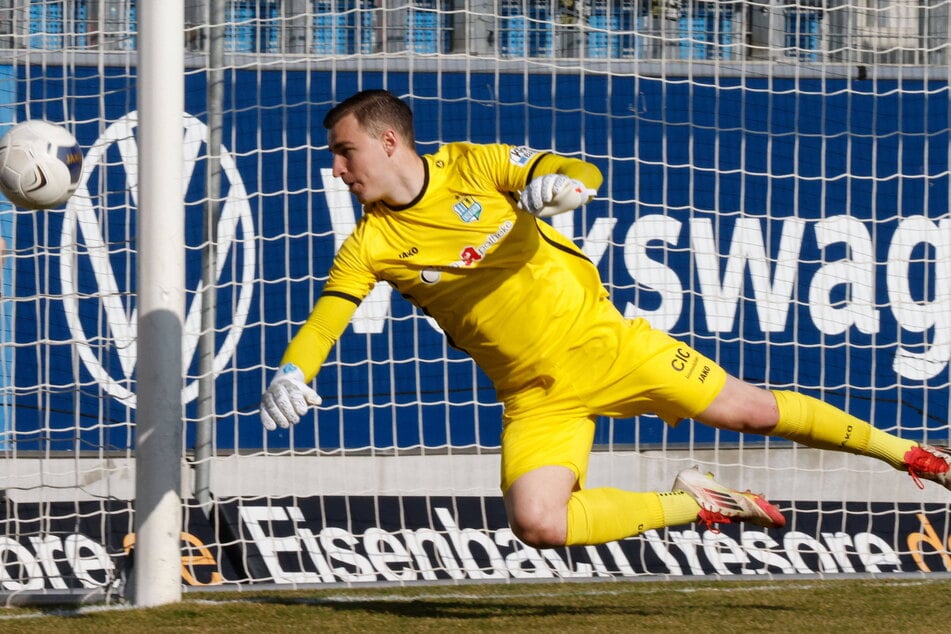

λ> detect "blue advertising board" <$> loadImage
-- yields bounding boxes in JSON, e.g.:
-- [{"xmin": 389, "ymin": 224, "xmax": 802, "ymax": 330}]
[
  {"xmin": 0, "ymin": 495, "xmax": 948, "ymax": 589},
  {"xmin": 3, "ymin": 66, "xmax": 948, "ymax": 453}
]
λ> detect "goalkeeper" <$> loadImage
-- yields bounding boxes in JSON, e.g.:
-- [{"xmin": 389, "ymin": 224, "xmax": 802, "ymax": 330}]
[{"xmin": 261, "ymin": 89, "xmax": 950, "ymax": 548}]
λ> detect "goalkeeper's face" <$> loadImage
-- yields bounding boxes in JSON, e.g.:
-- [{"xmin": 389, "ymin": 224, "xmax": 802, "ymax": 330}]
[{"xmin": 328, "ymin": 113, "xmax": 398, "ymax": 204}]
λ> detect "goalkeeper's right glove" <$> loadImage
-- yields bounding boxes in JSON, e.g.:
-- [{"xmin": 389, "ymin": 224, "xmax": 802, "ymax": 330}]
[{"xmin": 260, "ymin": 362, "xmax": 322, "ymax": 431}]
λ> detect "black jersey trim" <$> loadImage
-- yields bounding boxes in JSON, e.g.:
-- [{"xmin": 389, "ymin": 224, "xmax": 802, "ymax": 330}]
[
  {"xmin": 321, "ymin": 290, "xmax": 363, "ymax": 305},
  {"xmin": 525, "ymin": 151, "xmax": 551, "ymax": 184},
  {"xmin": 507, "ymin": 151, "xmax": 551, "ymax": 203},
  {"xmin": 535, "ymin": 218, "xmax": 593, "ymax": 263},
  {"xmin": 386, "ymin": 157, "xmax": 430, "ymax": 211}
]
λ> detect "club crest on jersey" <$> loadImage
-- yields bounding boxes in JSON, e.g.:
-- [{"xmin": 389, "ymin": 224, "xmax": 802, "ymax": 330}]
[
  {"xmin": 509, "ymin": 145, "xmax": 538, "ymax": 166},
  {"xmin": 452, "ymin": 196, "xmax": 482, "ymax": 223}
]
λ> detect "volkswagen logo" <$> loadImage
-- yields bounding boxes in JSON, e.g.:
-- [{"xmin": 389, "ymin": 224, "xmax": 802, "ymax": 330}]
[{"xmin": 59, "ymin": 111, "xmax": 256, "ymax": 407}]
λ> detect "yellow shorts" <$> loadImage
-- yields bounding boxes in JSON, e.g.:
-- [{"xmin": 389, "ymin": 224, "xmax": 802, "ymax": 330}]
[{"xmin": 498, "ymin": 316, "xmax": 727, "ymax": 492}]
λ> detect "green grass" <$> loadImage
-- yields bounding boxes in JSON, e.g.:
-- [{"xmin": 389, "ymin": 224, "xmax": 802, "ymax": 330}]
[{"xmin": 0, "ymin": 577, "xmax": 945, "ymax": 632}]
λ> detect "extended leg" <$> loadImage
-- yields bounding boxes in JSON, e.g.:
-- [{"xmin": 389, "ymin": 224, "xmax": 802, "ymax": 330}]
[
  {"xmin": 770, "ymin": 389, "xmax": 915, "ymax": 468},
  {"xmin": 698, "ymin": 376, "xmax": 950, "ymax": 491}
]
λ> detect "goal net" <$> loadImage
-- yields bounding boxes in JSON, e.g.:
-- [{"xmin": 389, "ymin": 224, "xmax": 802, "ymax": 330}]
[{"xmin": 0, "ymin": 0, "xmax": 948, "ymax": 599}]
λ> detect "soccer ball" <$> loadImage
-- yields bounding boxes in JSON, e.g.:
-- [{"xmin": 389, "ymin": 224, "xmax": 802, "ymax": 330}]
[{"xmin": 0, "ymin": 120, "xmax": 83, "ymax": 209}]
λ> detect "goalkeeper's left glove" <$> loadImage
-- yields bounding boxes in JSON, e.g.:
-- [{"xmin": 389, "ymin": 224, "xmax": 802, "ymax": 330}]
[
  {"xmin": 260, "ymin": 362, "xmax": 322, "ymax": 431},
  {"xmin": 518, "ymin": 173, "xmax": 597, "ymax": 218}
]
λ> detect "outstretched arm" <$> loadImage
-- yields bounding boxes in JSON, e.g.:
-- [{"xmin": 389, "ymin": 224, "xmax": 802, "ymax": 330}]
[
  {"xmin": 281, "ymin": 292, "xmax": 357, "ymax": 381},
  {"xmin": 260, "ymin": 293, "xmax": 358, "ymax": 429}
]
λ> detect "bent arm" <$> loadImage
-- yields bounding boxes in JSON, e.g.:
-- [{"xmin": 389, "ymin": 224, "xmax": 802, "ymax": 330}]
[
  {"xmin": 519, "ymin": 153, "xmax": 603, "ymax": 217},
  {"xmin": 530, "ymin": 152, "xmax": 603, "ymax": 193}
]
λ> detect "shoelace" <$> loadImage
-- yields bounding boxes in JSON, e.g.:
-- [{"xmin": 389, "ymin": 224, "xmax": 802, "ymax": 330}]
[
  {"xmin": 696, "ymin": 509, "xmax": 735, "ymax": 533},
  {"xmin": 906, "ymin": 448, "xmax": 950, "ymax": 490}
]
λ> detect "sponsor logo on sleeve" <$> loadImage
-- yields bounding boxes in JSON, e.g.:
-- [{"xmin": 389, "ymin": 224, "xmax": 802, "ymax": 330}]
[{"xmin": 509, "ymin": 146, "xmax": 538, "ymax": 167}]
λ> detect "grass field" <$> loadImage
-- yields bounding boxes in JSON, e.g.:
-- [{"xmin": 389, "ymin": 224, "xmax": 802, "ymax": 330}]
[{"xmin": 0, "ymin": 577, "xmax": 946, "ymax": 632}]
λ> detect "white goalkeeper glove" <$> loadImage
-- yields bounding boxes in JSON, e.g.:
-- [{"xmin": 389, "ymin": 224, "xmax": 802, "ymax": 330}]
[
  {"xmin": 518, "ymin": 174, "xmax": 597, "ymax": 218},
  {"xmin": 260, "ymin": 362, "xmax": 322, "ymax": 431}
]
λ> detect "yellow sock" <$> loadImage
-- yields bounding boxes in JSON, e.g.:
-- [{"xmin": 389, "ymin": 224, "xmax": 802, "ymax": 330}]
[
  {"xmin": 771, "ymin": 390, "xmax": 916, "ymax": 470},
  {"xmin": 565, "ymin": 488, "xmax": 700, "ymax": 546}
]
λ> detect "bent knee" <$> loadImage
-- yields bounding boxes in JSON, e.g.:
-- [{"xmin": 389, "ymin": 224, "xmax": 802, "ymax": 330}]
[
  {"xmin": 507, "ymin": 503, "xmax": 567, "ymax": 549},
  {"xmin": 503, "ymin": 465, "xmax": 576, "ymax": 548}
]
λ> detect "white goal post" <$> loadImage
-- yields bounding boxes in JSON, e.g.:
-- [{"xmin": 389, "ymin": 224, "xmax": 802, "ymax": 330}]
[
  {"xmin": 132, "ymin": 0, "xmax": 185, "ymax": 608},
  {"xmin": 0, "ymin": 0, "xmax": 949, "ymax": 604}
]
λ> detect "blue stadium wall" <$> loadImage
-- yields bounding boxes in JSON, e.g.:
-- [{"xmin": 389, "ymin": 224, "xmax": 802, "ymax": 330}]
[{"xmin": 3, "ymin": 66, "xmax": 949, "ymax": 453}]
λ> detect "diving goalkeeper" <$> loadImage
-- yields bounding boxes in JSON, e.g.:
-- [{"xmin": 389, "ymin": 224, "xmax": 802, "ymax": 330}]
[{"xmin": 260, "ymin": 89, "xmax": 950, "ymax": 549}]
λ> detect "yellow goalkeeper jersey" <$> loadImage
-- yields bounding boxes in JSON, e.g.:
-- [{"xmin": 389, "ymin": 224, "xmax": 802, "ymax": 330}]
[{"xmin": 287, "ymin": 142, "xmax": 607, "ymax": 392}]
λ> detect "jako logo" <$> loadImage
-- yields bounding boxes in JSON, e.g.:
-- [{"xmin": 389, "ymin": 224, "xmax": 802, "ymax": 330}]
[{"xmin": 59, "ymin": 111, "xmax": 256, "ymax": 407}]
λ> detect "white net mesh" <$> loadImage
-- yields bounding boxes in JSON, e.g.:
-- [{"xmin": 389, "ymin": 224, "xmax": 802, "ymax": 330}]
[{"xmin": 0, "ymin": 0, "xmax": 948, "ymax": 597}]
